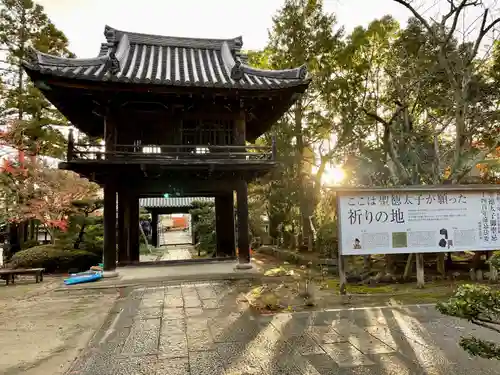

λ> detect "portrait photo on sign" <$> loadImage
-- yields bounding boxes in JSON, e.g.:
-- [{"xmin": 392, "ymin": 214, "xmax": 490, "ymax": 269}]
[{"xmin": 353, "ymin": 238, "xmax": 361, "ymax": 249}]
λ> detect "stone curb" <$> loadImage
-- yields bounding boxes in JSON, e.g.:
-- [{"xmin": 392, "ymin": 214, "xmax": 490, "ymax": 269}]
[{"xmin": 53, "ymin": 273, "xmax": 297, "ymax": 291}]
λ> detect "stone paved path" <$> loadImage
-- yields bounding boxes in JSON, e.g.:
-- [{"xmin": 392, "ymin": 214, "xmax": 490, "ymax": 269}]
[
  {"xmin": 68, "ymin": 282, "xmax": 500, "ymax": 375},
  {"xmin": 158, "ymin": 231, "xmax": 193, "ymax": 261},
  {"xmin": 160, "ymin": 230, "xmax": 192, "ymax": 246},
  {"xmin": 160, "ymin": 247, "xmax": 193, "ymax": 261}
]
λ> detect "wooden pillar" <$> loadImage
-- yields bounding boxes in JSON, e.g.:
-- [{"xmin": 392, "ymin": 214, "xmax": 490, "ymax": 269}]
[
  {"xmin": 104, "ymin": 114, "xmax": 116, "ymax": 159},
  {"xmin": 215, "ymin": 196, "xmax": 223, "ymax": 256},
  {"xmin": 67, "ymin": 128, "xmax": 75, "ymax": 160},
  {"xmin": 236, "ymin": 181, "xmax": 251, "ymax": 268},
  {"xmin": 123, "ymin": 197, "xmax": 131, "ymax": 262},
  {"xmin": 215, "ymin": 193, "xmax": 235, "ymax": 257},
  {"xmin": 151, "ymin": 210, "xmax": 159, "ymax": 248},
  {"xmin": 128, "ymin": 194, "xmax": 140, "ymax": 262},
  {"xmin": 117, "ymin": 189, "xmax": 128, "ymax": 263},
  {"xmin": 103, "ymin": 182, "xmax": 117, "ymax": 274}
]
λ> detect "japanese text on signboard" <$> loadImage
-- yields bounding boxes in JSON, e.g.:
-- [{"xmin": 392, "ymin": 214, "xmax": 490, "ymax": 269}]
[{"xmin": 346, "ymin": 192, "xmax": 467, "ymax": 226}]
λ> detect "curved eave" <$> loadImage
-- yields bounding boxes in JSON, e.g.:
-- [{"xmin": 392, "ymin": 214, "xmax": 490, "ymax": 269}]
[
  {"xmin": 219, "ymin": 41, "xmax": 309, "ymax": 85},
  {"xmin": 241, "ymin": 63, "xmax": 309, "ymax": 80},
  {"xmin": 23, "ymin": 63, "xmax": 311, "ymax": 91},
  {"xmin": 25, "ymin": 47, "xmax": 109, "ymax": 67}
]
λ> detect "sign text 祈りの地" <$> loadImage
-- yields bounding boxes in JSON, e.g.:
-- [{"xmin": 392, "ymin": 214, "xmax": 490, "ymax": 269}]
[{"xmin": 338, "ymin": 188, "xmax": 500, "ymax": 255}]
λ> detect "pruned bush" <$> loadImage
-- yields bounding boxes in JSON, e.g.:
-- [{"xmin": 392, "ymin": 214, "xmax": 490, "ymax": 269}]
[
  {"xmin": 21, "ymin": 239, "xmax": 40, "ymax": 250},
  {"xmin": 8, "ymin": 245, "xmax": 100, "ymax": 273}
]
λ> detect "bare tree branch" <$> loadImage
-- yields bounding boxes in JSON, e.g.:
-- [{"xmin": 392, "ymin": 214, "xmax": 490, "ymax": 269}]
[
  {"xmin": 471, "ymin": 8, "xmax": 500, "ymax": 64},
  {"xmin": 443, "ymin": 0, "xmax": 470, "ymax": 47},
  {"xmin": 362, "ymin": 106, "xmax": 412, "ymax": 182},
  {"xmin": 392, "ymin": 0, "xmax": 434, "ymax": 33}
]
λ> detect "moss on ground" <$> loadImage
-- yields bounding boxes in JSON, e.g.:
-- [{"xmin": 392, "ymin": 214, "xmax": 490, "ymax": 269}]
[
  {"xmin": 251, "ymin": 250, "xmax": 500, "ymax": 310},
  {"xmin": 325, "ymin": 279, "xmax": 397, "ymax": 294}
]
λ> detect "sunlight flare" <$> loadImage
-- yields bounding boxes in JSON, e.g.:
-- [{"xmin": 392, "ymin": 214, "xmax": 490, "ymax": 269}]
[{"xmin": 321, "ymin": 165, "xmax": 346, "ymax": 186}]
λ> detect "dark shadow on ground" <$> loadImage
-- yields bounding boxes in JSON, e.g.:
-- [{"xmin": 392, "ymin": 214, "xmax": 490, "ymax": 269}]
[{"xmin": 66, "ymin": 281, "xmax": 500, "ymax": 375}]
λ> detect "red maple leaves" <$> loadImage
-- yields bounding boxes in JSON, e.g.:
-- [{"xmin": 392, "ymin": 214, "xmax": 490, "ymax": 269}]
[{"xmin": 0, "ymin": 143, "xmax": 99, "ymax": 237}]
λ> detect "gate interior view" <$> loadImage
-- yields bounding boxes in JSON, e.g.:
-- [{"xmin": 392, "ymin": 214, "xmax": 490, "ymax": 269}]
[{"xmin": 139, "ymin": 197, "xmax": 219, "ymax": 261}]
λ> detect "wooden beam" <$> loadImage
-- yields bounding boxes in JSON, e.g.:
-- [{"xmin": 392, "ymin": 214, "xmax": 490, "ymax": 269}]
[{"xmin": 43, "ymin": 76, "xmax": 307, "ymax": 98}]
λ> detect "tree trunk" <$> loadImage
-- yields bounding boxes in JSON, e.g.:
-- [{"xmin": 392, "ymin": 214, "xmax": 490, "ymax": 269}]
[
  {"xmin": 17, "ymin": 8, "xmax": 26, "ymax": 121},
  {"xmin": 363, "ymin": 255, "xmax": 371, "ymax": 272},
  {"xmin": 47, "ymin": 227, "xmax": 56, "ymax": 245},
  {"xmin": 385, "ymin": 254, "xmax": 396, "ymax": 275},
  {"xmin": 28, "ymin": 220, "xmax": 34, "ymax": 240},
  {"xmin": 470, "ymin": 252, "xmax": 484, "ymax": 280},
  {"xmin": 294, "ymin": 101, "xmax": 313, "ymax": 250},
  {"xmin": 74, "ymin": 222, "xmax": 87, "ymax": 249}
]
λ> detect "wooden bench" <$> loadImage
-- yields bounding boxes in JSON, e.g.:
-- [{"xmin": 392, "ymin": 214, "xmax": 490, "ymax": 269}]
[{"xmin": 0, "ymin": 268, "xmax": 44, "ymax": 285}]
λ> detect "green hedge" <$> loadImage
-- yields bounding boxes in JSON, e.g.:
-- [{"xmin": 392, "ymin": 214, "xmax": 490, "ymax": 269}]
[{"xmin": 9, "ymin": 245, "xmax": 100, "ymax": 273}]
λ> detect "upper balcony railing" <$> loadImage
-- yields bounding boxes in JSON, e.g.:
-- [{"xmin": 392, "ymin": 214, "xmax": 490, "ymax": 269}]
[{"xmin": 66, "ymin": 131, "xmax": 277, "ymax": 163}]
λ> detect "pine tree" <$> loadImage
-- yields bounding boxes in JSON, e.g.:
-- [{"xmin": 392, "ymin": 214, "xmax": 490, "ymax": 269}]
[{"xmin": 0, "ymin": 0, "xmax": 74, "ymax": 158}]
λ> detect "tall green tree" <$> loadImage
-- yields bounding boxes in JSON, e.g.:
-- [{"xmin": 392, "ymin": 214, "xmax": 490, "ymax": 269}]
[
  {"xmin": 250, "ymin": 120, "xmax": 301, "ymax": 246},
  {"xmin": 328, "ymin": 16, "xmax": 404, "ymax": 186},
  {"xmin": 0, "ymin": 0, "xmax": 74, "ymax": 158},
  {"xmin": 391, "ymin": 0, "xmax": 500, "ymax": 183},
  {"xmin": 266, "ymin": 0, "xmax": 345, "ymax": 249},
  {"xmin": 347, "ymin": 16, "xmax": 456, "ymax": 186}
]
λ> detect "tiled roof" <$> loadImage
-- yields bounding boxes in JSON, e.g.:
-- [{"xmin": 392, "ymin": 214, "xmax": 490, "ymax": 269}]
[
  {"xmin": 139, "ymin": 197, "xmax": 214, "ymax": 208},
  {"xmin": 23, "ymin": 26, "xmax": 310, "ymax": 90}
]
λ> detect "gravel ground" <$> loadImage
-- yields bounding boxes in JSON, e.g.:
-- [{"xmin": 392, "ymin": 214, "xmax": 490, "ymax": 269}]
[{"xmin": 0, "ymin": 277, "xmax": 117, "ymax": 375}]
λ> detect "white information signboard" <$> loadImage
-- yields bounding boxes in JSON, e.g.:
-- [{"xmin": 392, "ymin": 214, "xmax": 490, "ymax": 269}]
[{"xmin": 338, "ymin": 189, "xmax": 500, "ymax": 255}]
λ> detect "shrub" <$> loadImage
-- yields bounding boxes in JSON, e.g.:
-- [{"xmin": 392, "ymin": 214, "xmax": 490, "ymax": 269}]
[
  {"xmin": 140, "ymin": 243, "xmax": 152, "ymax": 255},
  {"xmin": 316, "ymin": 221, "xmax": 338, "ymax": 257},
  {"xmin": 9, "ymin": 244, "xmax": 100, "ymax": 273},
  {"xmin": 56, "ymin": 212, "xmax": 104, "ymax": 255},
  {"xmin": 190, "ymin": 202, "xmax": 216, "ymax": 255},
  {"xmin": 79, "ymin": 223, "xmax": 103, "ymax": 255}
]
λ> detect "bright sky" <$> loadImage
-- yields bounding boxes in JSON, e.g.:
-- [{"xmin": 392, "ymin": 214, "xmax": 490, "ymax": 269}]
[{"xmin": 36, "ymin": 0, "xmax": 412, "ymax": 58}]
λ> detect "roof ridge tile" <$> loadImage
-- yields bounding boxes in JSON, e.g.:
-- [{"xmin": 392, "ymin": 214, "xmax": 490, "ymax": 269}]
[{"xmin": 105, "ymin": 25, "xmax": 243, "ymax": 51}]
